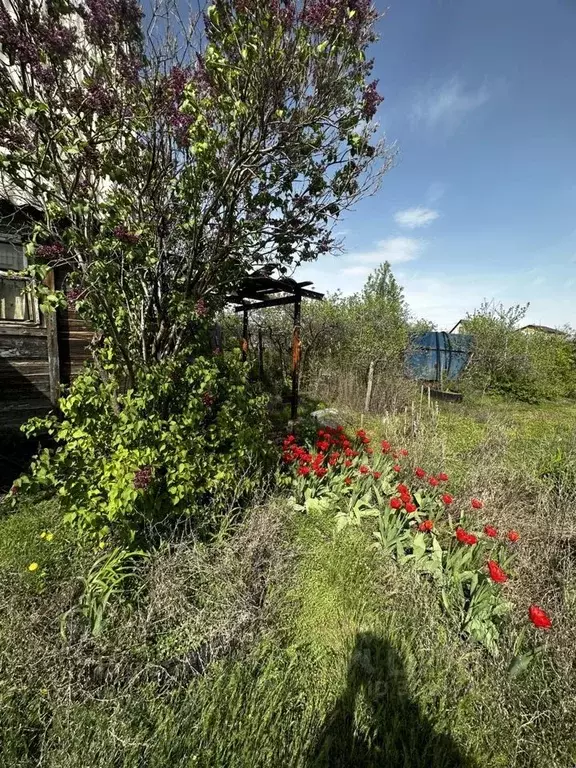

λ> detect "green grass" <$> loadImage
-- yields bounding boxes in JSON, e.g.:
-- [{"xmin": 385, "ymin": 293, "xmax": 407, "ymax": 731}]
[
  {"xmin": 438, "ymin": 396, "xmax": 576, "ymax": 473},
  {"xmin": 3, "ymin": 512, "xmax": 571, "ymax": 767},
  {"xmin": 1, "ymin": 397, "xmax": 576, "ymax": 766}
]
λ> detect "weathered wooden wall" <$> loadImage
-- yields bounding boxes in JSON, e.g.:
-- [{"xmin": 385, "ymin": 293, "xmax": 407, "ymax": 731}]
[
  {"xmin": 56, "ymin": 305, "xmax": 93, "ymax": 385},
  {"xmin": 53, "ymin": 268, "xmax": 92, "ymax": 385},
  {"xmin": 0, "ymin": 325, "xmax": 52, "ymax": 427},
  {"xmin": 0, "ymin": 271, "xmax": 92, "ymax": 428}
]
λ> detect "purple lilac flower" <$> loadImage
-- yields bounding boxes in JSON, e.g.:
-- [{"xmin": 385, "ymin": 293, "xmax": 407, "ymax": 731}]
[
  {"xmin": 195, "ymin": 298, "xmax": 208, "ymax": 317},
  {"xmin": 31, "ymin": 63, "xmax": 57, "ymax": 87},
  {"xmin": 36, "ymin": 243, "xmax": 65, "ymax": 262},
  {"xmin": 85, "ymin": 82, "xmax": 118, "ymax": 116},
  {"xmin": 361, "ymin": 79, "xmax": 383, "ymax": 119},
  {"xmin": 65, "ymin": 287, "xmax": 86, "ymax": 308},
  {"xmin": 117, "ymin": 52, "xmax": 143, "ymax": 84},
  {"xmin": 202, "ymin": 392, "xmax": 215, "ymax": 407},
  {"xmin": 302, "ymin": 0, "xmax": 375, "ymax": 31},
  {"xmin": 42, "ymin": 23, "xmax": 78, "ymax": 58},
  {"xmin": 84, "ymin": 0, "xmax": 142, "ymax": 46},
  {"xmin": 113, "ymin": 225, "xmax": 140, "ymax": 244},
  {"xmin": 0, "ymin": 7, "xmax": 40, "ymax": 64},
  {"xmin": 301, "ymin": 0, "xmax": 339, "ymax": 30},
  {"xmin": 133, "ymin": 466, "xmax": 153, "ymax": 490},
  {"xmin": 191, "ymin": 54, "xmax": 212, "ymax": 93},
  {"xmin": 0, "ymin": 125, "xmax": 33, "ymax": 151},
  {"xmin": 170, "ymin": 112, "xmax": 194, "ymax": 147},
  {"xmin": 168, "ymin": 66, "xmax": 190, "ymax": 100}
]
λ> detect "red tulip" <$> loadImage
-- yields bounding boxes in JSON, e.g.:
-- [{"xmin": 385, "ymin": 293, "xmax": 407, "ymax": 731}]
[
  {"xmin": 456, "ymin": 527, "xmax": 478, "ymax": 546},
  {"xmin": 437, "ymin": 472, "xmax": 449, "ymax": 482},
  {"xmin": 441, "ymin": 494, "xmax": 453, "ymax": 505},
  {"xmin": 487, "ymin": 560, "xmax": 508, "ymax": 583},
  {"xmin": 419, "ymin": 520, "xmax": 433, "ymax": 532},
  {"xmin": 484, "ymin": 525, "xmax": 498, "ymax": 538},
  {"xmin": 528, "ymin": 605, "xmax": 552, "ymax": 630},
  {"xmin": 404, "ymin": 502, "xmax": 417, "ymax": 514},
  {"xmin": 415, "ymin": 467, "xmax": 426, "ymax": 479},
  {"xmin": 390, "ymin": 497, "xmax": 402, "ymax": 510},
  {"xmin": 471, "ymin": 498, "xmax": 483, "ymax": 510},
  {"xmin": 507, "ymin": 530, "xmax": 520, "ymax": 542}
]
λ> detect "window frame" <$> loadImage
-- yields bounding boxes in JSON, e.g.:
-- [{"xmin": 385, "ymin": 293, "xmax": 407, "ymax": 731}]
[{"xmin": 0, "ymin": 236, "xmax": 41, "ymax": 326}]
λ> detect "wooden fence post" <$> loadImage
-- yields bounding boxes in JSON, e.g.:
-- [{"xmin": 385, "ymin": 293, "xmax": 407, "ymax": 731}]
[
  {"xmin": 45, "ymin": 270, "xmax": 60, "ymax": 405},
  {"xmin": 364, "ymin": 360, "xmax": 375, "ymax": 413}
]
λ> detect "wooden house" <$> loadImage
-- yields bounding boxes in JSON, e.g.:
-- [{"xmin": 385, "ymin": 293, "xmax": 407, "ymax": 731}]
[
  {"xmin": 519, "ymin": 324, "xmax": 567, "ymax": 337},
  {"xmin": 0, "ymin": 202, "xmax": 91, "ymax": 429}
]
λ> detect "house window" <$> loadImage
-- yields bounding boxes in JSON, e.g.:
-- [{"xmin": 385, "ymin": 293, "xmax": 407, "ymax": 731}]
[
  {"xmin": 0, "ymin": 239, "xmax": 25, "ymax": 271},
  {"xmin": 0, "ymin": 238, "xmax": 36, "ymax": 322}
]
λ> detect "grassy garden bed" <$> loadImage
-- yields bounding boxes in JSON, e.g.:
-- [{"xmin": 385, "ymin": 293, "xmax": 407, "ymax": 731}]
[{"xmin": 1, "ymin": 396, "xmax": 575, "ymax": 767}]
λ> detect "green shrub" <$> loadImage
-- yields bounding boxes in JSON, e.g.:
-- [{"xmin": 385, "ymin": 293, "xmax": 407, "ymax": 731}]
[
  {"xmin": 460, "ymin": 302, "xmax": 576, "ymax": 403},
  {"xmin": 15, "ymin": 344, "xmax": 272, "ymax": 546}
]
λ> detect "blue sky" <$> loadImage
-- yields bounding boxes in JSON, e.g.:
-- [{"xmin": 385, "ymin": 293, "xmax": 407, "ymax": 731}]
[{"xmin": 296, "ymin": 0, "xmax": 576, "ymax": 330}]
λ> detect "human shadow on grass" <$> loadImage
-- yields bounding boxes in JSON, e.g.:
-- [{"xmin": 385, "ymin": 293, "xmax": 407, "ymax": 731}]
[{"xmin": 308, "ymin": 632, "xmax": 477, "ymax": 768}]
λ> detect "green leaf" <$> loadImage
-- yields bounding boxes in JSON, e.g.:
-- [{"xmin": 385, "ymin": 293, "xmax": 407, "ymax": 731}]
[{"xmin": 508, "ymin": 650, "xmax": 537, "ymax": 679}]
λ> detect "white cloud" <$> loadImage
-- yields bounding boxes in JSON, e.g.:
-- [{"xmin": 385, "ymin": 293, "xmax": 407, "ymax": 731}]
[
  {"xmin": 341, "ymin": 266, "xmax": 371, "ymax": 277},
  {"xmin": 394, "ymin": 207, "xmax": 439, "ymax": 229},
  {"xmin": 426, "ymin": 182, "xmax": 446, "ymax": 204},
  {"xmin": 347, "ymin": 236, "xmax": 425, "ymax": 265},
  {"xmin": 294, "ymin": 260, "xmax": 576, "ymax": 331},
  {"xmin": 402, "ymin": 270, "xmax": 575, "ymax": 330},
  {"xmin": 293, "ymin": 238, "xmax": 425, "ymax": 297},
  {"xmin": 411, "ymin": 77, "xmax": 490, "ymax": 132}
]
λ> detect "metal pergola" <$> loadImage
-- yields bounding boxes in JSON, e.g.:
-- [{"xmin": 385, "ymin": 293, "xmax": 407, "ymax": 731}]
[{"xmin": 227, "ymin": 272, "xmax": 324, "ymax": 420}]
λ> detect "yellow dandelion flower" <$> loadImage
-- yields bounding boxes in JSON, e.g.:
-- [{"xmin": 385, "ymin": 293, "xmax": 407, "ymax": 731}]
[
  {"xmin": 28, "ymin": 562, "xmax": 39, "ymax": 572},
  {"xmin": 45, "ymin": 532, "xmax": 54, "ymax": 542},
  {"xmin": 40, "ymin": 531, "xmax": 46, "ymax": 539}
]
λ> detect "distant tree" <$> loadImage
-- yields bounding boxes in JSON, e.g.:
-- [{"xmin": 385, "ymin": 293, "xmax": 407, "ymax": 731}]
[
  {"xmin": 362, "ymin": 261, "xmax": 406, "ymax": 311},
  {"xmin": 461, "ymin": 301, "xmax": 576, "ymax": 401}
]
